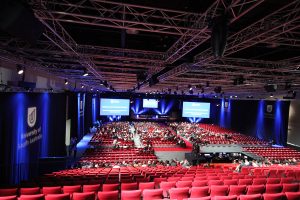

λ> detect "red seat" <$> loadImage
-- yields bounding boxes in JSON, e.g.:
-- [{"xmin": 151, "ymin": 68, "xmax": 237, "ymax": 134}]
[
  {"xmin": 184, "ymin": 197, "xmax": 211, "ymax": 200},
  {"xmin": 228, "ymin": 185, "xmax": 246, "ymax": 196},
  {"xmin": 266, "ymin": 178, "xmax": 280, "ymax": 184},
  {"xmin": 239, "ymin": 194, "xmax": 262, "ymax": 200},
  {"xmin": 160, "ymin": 181, "xmax": 176, "ymax": 197},
  {"xmin": 121, "ymin": 190, "xmax": 141, "ymax": 200},
  {"xmin": 285, "ymin": 192, "xmax": 300, "ymax": 200},
  {"xmin": 153, "ymin": 178, "xmax": 167, "ymax": 188},
  {"xmin": 45, "ymin": 194, "xmax": 70, "ymax": 200},
  {"xmin": 121, "ymin": 183, "xmax": 137, "ymax": 191},
  {"xmin": 238, "ymin": 179, "xmax": 252, "ymax": 185},
  {"xmin": 20, "ymin": 188, "xmax": 40, "ymax": 195},
  {"xmin": 142, "ymin": 189, "xmax": 163, "ymax": 200},
  {"xmin": 0, "ymin": 189, "xmax": 18, "ymax": 197},
  {"xmin": 190, "ymin": 187, "xmax": 209, "ymax": 198},
  {"xmin": 97, "ymin": 191, "xmax": 118, "ymax": 200},
  {"xmin": 252, "ymin": 178, "xmax": 266, "ymax": 185},
  {"xmin": 210, "ymin": 185, "xmax": 228, "ymax": 197},
  {"xmin": 211, "ymin": 195, "xmax": 237, "ymax": 200},
  {"xmin": 82, "ymin": 184, "xmax": 100, "ymax": 193},
  {"xmin": 282, "ymin": 183, "xmax": 299, "ymax": 192},
  {"xmin": 265, "ymin": 184, "xmax": 282, "ymax": 194},
  {"xmin": 281, "ymin": 177, "xmax": 295, "ymax": 184},
  {"xmin": 62, "ymin": 186, "xmax": 81, "ymax": 194},
  {"xmin": 0, "ymin": 196, "xmax": 17, "ymax": 200},
  {"xmin": 42, "ymin": 187, "xmax": 62, "ymax": 195},
  {"xmin": 169, "ymin": 187, "xmax": 189, "ymax": 200},
  {"xmin": 176, "ymin": 181, "xmax": 192, "ymax": 188},
  {"xmin": 262, "ymin": 193, "xmax": 285, "ymax": 200},
  {"xmin": 223, "ymin": 179, "xmax": 238, "ymax": 185},
  {"xmin": 19, "ymin": 194, "xmax": 45, "ymax": 200},
  {"xmin": 102, "ymin": 184, "xmax": 119, "ymax": 192},
  {"xmin": 181, "ymin": 177, "xmax": 194, "ymax": 181},
  {"xmin": 138, "ymin": 182, "xmax": 155, "ymax": 192},
  {"xmin": 246, "ymin": 185, "xmax": 265, "ymax": 195},
  {"xmin": 72, "ymin": 192, "xmax": 95, "ymax": 200},
  {"xmin": 192, "ymin": 181, "xmax": 208, "ymax": 187},
  {"xmin": 208, "ymin": 180, "xmax": 223, "ymax": 186}
]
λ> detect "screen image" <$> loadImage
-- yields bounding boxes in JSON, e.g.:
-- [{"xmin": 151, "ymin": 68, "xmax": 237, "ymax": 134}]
[
  {"xmin": 143, "ymin": 99, "xmax": 158, "ymax": 108},
  {"xmin": 100, "ymin": 98, "xmax": 130, "ymax": 116},
  {"xmin": 182, "ymin": 102, "xmax": 210, "ymax": 118}
]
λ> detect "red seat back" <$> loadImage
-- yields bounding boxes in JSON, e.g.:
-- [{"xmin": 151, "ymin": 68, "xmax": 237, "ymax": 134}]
[
  {"xmin": 263, "ymin": 193, "xmax": 285, "ymax": 200},
  {"xmin": 190, "ymin": 187, "xmax": 209, "ymax": 198},
  {"xmin": 102, "ymin": 184, "xmax": 119, "ymax": 192},
  {"xmin": 62, "ymin": 186, "xmax": 81, "ymax": 194},
  {"xmin": 121, "ymin": 190, "xmax": 141, "ymax": 200},
  {"xmin": 20, "ymin": 188, "xmax": 40, "ymax": 195},
  {"xmin": 97, "ymin": 191, "xmax": 118, "ymax": 200},
  {"xmin": 82, "ymin": 184, "xmax": 100, "ymax": 193},
  {"xmin": 0, "ymin": 189, "xmax": 18, "ymax": 197},
  {"xmin": 72, "ymin": 192, "xmax": 95, "ymax": 200},
  {"xmin": 42, "ymin": 187, "xmax": 62, "ymax": 195},
  {"xmin": 45, "ymin": 194, "xmax": 70, "ymax": 200},
  {"xmin": 285, "ymin": 191, "xmax": 300, "ymax": 200},
  {"xmin": 142, "ymin": 189, "xmax": 163, "ymax": 200},
  {"xmin": 169, "ymin": 187, "xmax": 189, "ymax": 200},
  {"xmin": 0, "ymin": 196, "xmax": 17, "ymax": 200},
  {"xmin": 19, "ymin": 194, "xmax": 45, "ymax": 200}
]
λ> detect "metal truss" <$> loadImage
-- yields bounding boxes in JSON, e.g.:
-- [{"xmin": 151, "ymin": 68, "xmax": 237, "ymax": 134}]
[
  {"xmin": 195, "ymin": 0, "xmax": 300, "ymax": 64},
  {"xmin": 147, "ymin": 0, "xmax": 266, "ymax": 84},
  {"xmin": 30, "ymin": 0, "xmax": 203, "ymax": 36},
  {"xmin": 30, "ymin": 0, "xmax": 108, "ymax": 86},
  {"xmin": 156, "ymin": 0, "xmax": 300, "ymax": 90}
]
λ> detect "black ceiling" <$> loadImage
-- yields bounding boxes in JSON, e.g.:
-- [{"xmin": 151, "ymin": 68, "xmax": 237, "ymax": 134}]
[{"xmin": 0, "ymin": 0, "xmax": 299, "ymax": 97}]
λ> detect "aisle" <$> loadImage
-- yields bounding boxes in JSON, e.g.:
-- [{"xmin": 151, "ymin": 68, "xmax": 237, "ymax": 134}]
[{"xmin": 133, "ymin": 132, "xmax": 144, "ymax": 148}]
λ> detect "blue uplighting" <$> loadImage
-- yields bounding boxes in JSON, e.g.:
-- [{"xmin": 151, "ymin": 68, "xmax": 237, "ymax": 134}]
[
  {"xmin": 131, "ymin": 99, "xmax": 148, "ymax": 114},
  {"xmin": 154, "ymin": 100, "xmax": 174, "ymax": 115},
  {"xmin": 274, "ymin": 100, "xmax": 284, "ymax": 146},
  {"xmin": 188, "ymin": 117, "xmax": 202, "ymax": 123},
  {"xmin": 92, "ymin": 97, "xmax": 96, "ymax": 123},
  {"xmin": 220, "ymin": 99, "xmax": 231, "ymax": 128},
  {"xmin": 255, "ymin": 100, "xmax": 265, "ymax": 140},
  {"xmin": 41, "ymin": 93, "xmax": 49, "ymax": 156}
]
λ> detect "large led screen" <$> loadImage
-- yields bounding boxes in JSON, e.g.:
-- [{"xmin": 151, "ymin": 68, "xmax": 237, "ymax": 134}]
[
  {"xmin": 143, "ymin": 99, "xmax": 158, "ymax": 108},
  {"xmin": 182, "ymin": 102, "xmax": 210, "ymax": 118},
  {"xmin": 100, "ymin": 98, "xmax": 130, "ymax": 116}
]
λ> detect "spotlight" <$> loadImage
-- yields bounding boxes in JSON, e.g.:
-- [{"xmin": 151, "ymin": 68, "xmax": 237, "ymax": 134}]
[
  {"xmin": 64, "ymin": 79, "xmax": 69, "ymax": 85},
  {"xmin": 83, "ymin": 69, "xmax": 88, "ymax": 77},
  {"xmin": 270, "ymin": 94, "xmax": 274, "ymax": 98},
  {"xmin": 90, "ymin": 88, "xmax": 93, "ymax": 91},
  {"xmin": 17, "ymin": 65, "xmax": 24, "ymax": 75},
  {"xmin": 81, "ymin": 85, "xmax": 84, "ymax": 88}
]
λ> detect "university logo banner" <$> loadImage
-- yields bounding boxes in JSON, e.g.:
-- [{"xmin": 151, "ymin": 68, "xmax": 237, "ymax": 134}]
[{"xmin": 27, "ymin": 107, "xmax": 37, "ymax": 128}]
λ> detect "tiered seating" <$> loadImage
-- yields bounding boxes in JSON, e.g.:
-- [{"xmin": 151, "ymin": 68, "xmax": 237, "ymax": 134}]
[
  {"xmin": 135, "ymin": 122, "xmax": 185, "ymax": 147},
  {"xmin": 80, "ymin": 148, "xmax": 157, "ymax": 164},
  {"xmin": 244, "ymin": 147, "xmax": 300, "ymax": 160},
  {"xmin": 2, "ymin": 165, "xmax": 300, "ymax": 200}
]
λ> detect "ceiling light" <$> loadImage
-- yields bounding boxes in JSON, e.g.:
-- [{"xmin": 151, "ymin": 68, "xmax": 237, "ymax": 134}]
[
  {"xmin": 83, "ymin": 69, "xmax": 88, "ymax": 77},
  {"xmin": 65, "ymin": 79, "xmax": 69, "ymax": 85},
  {"xmin": 90, "ymin": 88, "xmax": 93, "ymax": 91},
  {"xmin": 17, "ymin": 65, "xmax": 24, "ymax": 75},
  {"xmin": 81, "ymin": 85, "xmax": 84, "ymax": 88},
  {"xmin": 270, "ymin": 94, "xmax": 274, "ymax": 98}
]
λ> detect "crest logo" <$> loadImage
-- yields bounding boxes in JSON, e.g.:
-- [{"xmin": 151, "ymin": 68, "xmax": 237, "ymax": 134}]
[
  {"xmin": 266, "ymin": 105, "xmax": 273, "ymax": 113},
  {"xmin": 27, "ymin": 107, "xmax": 37, "ymax": 128}
]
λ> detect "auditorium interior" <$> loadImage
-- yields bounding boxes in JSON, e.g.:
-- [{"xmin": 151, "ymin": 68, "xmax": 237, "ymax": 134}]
[{"xmin": 1, "ymin": 0, "xmax": 300, "ymax": 200}]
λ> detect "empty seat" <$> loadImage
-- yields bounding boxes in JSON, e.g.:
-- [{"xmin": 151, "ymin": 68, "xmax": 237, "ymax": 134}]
[
  {"xmin": 181, "ymin": 177, "xmax": 194, "ymax": 181},
  {"xmin": 192, "ymin": 181, "xmax": 208, "ymax": 187},
  {"xmin": 176, "ymin": 181, "xmax": 192, "ymax": 188},
  {"xmin": 238, "ymin": 179, "xmax": 252, "ymax": 185},
  {"xmin": 0, "ymin": 189, "xmax": 18, "ymax": 197},
  {"xmin": 208, "ymin": 180, "xmax": 223, "ymax": 186},
  {"xmin": 72, "ymin": 192, "xmax": 95, "ymax": 200},
  {"xmin": 211, "ymin": 195, "xmax": 237, "ymax": 200},
  {"xmin": 169, "ymin": 187, "xmax": 189, "ymax": 200},
  {"xmin": 228, "ymin": 185, "xmax": 246, "ymax": 196},
  {"xmin": 246, "ymin": 185, "xmax": 265, "ymax": 195},
  {"xmin": 153, "ymin": 178, "xmax": 167, "ymax": 189},
  {"xmin": 262, "ymin": 193, "xmax": 285, "ymax": 200},
  {"xmin": 42, "ymin": 187, "xmax": 62, "ymax": 195},
  {"xmin": 45, "ymin": 194, "xmax": 70, "ymax": 200},
  {"xmin": 210, "ymin": 185, "xmax": 228, "ymax": 197},
  {"xmin": 121, "ymin": 183, "xmax": 137, "ymax": 191},
  {"xmin": 121, "ymin": 190, "xmax": 141, "ymax": 200},
  {"xmin": 142, "ymin": 189, "xmax": 163, "ymax": 200},
  {"xmin": 160, "ymin": 181, "xmax": 176, "ymax": 197},
  {"xmin": 281, "ymin": 177, "xmax": 295, "ymax": 184},
  {"xmin": 282, "ymin": 183, "xmax": 299, "ymax": 192},
  {"xmin": 190, "ymin": 187, "xmax": 209, "ymax": 198},
  {"xmin": 82, "ymin": 184, "xmax": 100, "ymax": 193},
  {"xmin": 62, "ymin": 186, "xmax": 81, "ymax": 194},
  {"xmin": 97, "ymin": 191, "xmax": 118, "ymax": 200},
  {"xmin": 266, "ymin": 178, "xmax": 281, "ymax": 184},
  {"xmin": 102, "ymin": 184, "xmax": 119, "ymax": 192},
  {"xmin": 20, "ymin": 188, "xmax": 40, "ymax": 195},
  {"xmin": 239, "ymin": 194, "xmax": 262, "ymax": 200},
  {"xmin": 252, "ymin": 178, "xmax": 266, "ymax": 185},
  {"xmin": 223, "ymin": 179, "xmax": 238, "ymax": 186},
  {"xmin": 138, "ymin": 182, "xmax": 155, "ymax": 192},
  {"xmin": 0, "ymin": 196, "xmax": 17, "ymax": 200},
  {"xmin": 19, "ymin": 194, "xmax": 45, "ymax": 200},
  {"xmin": 285, "ymin": 192, "xmax": 300, "ymax": 200},
  {"xmin": 265, "ymin": 184, "xmax": 282, "ymax": 194},
  {"xmin": 184, "ymin": 197, "xmax": 211, "ymax": 200}
]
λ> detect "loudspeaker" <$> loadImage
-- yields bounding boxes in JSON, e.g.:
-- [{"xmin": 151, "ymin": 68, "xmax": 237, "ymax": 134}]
[
  {"xmin": 0, "ymin": 0, "xmax": 44, "ymax": 44},
  {"xmin": 211, "ymin": 14, "xmax": 228, "ymax": 58}
]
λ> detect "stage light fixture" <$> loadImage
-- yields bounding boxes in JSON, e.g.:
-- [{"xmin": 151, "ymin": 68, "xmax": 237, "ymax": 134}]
[
  {"xmin": 17, "ymin": 65, "xmax": 24, "ymax": 75},
  {"xmin": 64, "ymin": 79, "xmax": 69, "ymax": 85},
  {"xmin": 81, "ymin": 85, "xmax": 84, "ymax": 88},
  {"xmin": 270, "ymin": 94, "xmax": 274, "ymax": 98},
  {"xmin": 90, "ymin": 88, "xmax": 93, "ymax": 91},
  {"xmin": 83, "ymin": 69, "xmax": 88, "ymax": 77}
]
